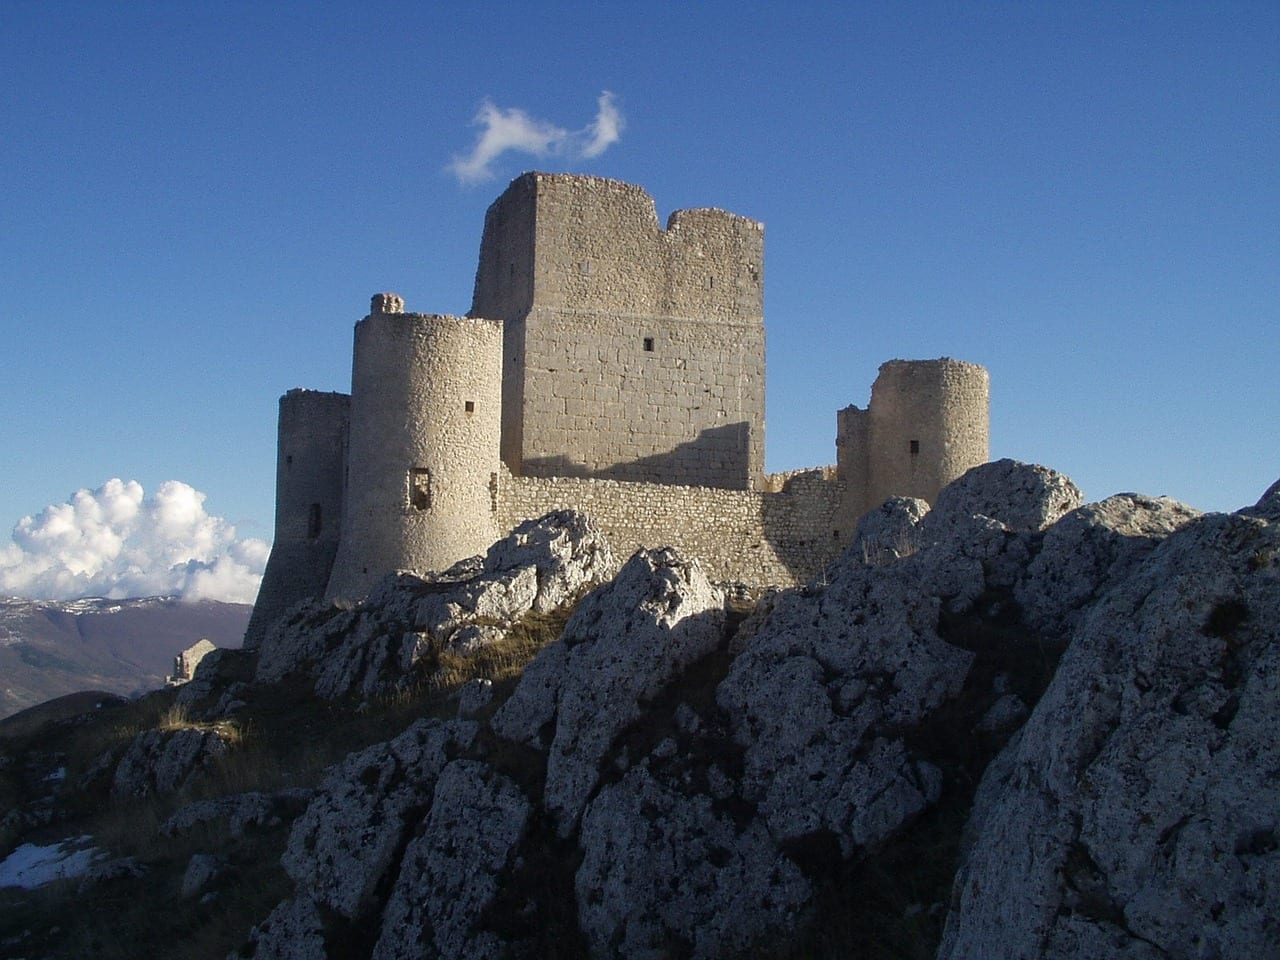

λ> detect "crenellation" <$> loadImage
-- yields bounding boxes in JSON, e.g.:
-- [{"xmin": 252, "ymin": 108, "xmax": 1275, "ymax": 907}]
[{"xmin": 246, "ymin": 173, "xmax": 990, "ymax": 630}]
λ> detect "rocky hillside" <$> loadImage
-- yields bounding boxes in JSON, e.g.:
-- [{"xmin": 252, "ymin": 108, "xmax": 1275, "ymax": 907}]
[
  {"xmin": 0, "ymin": 464, "xmax": 1275, "ymax": 960},
  {"xmin": 0, "ymin": 597, "xmax": 251, "ymax": 719}
]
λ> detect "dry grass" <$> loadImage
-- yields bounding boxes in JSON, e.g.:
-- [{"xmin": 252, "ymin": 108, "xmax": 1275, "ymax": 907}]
[{"xmin": 0, "ymin": 597, "xmax": 580, "ymax": 959}]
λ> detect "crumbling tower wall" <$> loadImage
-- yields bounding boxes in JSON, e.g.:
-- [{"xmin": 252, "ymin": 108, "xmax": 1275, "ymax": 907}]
[
  {"xmin": 324, "ymin": 295, "xmax": 503, "ymax": 602},
  {"xmin": 243, "ymin": 389, "xmax": 349, "ymax": 647},
  {"xmin": 471, "ymin": 172, "xmax": 766, "ymax": 490},
  {"xmin": 838, "ymin": 358, "xmax": 990, "ymax": 522}
]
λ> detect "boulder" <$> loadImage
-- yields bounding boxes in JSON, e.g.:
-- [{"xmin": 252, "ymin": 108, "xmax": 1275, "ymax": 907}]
[
  {"xmin": 372, "ymin": 760, "xmax": 531, "ymax": 960},
  {"xmin": 716, "ymin": 547, "xmax": 972, "ymax": 857},
  {"xmin": 939, "ymin": 510, "xmax": 1280, "ymax": 959},
  {"xmin": 181, "ymin": 853, "xmax": 222, "ymax": 899},
  {"xmin": 924, "ymin": 459, "xmax": 1083, "ymax": 536},
  {"xmin": 111, "ymin": 727, "xmax": 230, "ymax": 798},
  {"xmin": 1015, "ymin": 493, "xmax": 1200, "ymax": 637},
  {"xmin": 236, "ymin": 896, "xmax": 328, "ymax": 960},
  {"xmin": 491, "ymin": 547, "xmax": 726, "ymax": 835},
  {"xmin": 253, "ymin": 511, "xmax": 614, "ymax": 700},
  {"xmin": 849, "ymin": 496, "xmax": 930, "ymax": 565},
  {"xmin": 281, "ymin": 718, "xmax": 477, "ymax": 919},
  {"xmin": 577, "ymin": 765, "xmax": 810, "ymax": 960}
]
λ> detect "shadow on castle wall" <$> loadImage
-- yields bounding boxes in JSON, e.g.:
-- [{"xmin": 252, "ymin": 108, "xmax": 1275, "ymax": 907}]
[{"xmin": 519, "ymin": 421, "xmax": 753, "ymax": 491}]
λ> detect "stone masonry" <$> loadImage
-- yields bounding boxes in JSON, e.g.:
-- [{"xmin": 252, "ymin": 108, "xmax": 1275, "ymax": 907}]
[{"xmin": 245, "ymin": 173, "xmax": 989, "ymax": 644}]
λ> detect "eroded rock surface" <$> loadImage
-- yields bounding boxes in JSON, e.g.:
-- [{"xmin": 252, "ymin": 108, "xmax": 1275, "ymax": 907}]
[
  {"xmin": 372, "ymin": 760, "xmax": 531, "ymax": 960},
  {"xmin": 110, "ymin": 727, "xmax": 230, "ymax": 798},
  {"xmin": 940, "ymin": 508, "xmax": 1280, "ymax": 959},
  {"xmin": 577, "ymin": 764, "xmax": 810, "ymax": 960},
  {"xmin": 717, "ymin": 548, "xmax": 971, "ymax": 858},
  {"xmin": 924, "ymin": 458, "xmax": 1083, "ymax": 536},
  {"xmin": 282, "ymin": 718, "xmax": 477, "ymax": 919},
  {"xmin": 1015, "ymin": 493, "xmax": 1200, "ymax": 637},
  {"xmin": 253, "ymin": 511, "xmax": 614, "ymax": 701},
  {"xmin": 492, "ymin": 547, "xmax": 726, "ymax": 835},
  {"xmin": 849, "ymin": 495, "xmax": 929, "ymax": 565}
]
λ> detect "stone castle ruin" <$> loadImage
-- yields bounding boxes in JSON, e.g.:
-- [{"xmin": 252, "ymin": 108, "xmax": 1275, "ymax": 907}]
[{"xmin": 246, "ymin": 173, "xmax": 989, "ymax": 643}]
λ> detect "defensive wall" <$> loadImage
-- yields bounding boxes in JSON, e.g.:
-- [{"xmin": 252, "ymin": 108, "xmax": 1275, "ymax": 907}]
[
  {"xmin": 494, "ymin": 466, "xmax": 847, "ymax": 586},
  {"xmin": 244, "ymin": 173, "xmax": 990, "ymax": 646}
]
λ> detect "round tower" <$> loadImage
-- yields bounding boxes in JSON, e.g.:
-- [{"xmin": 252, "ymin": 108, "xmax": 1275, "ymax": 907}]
[
  {"xmin": 325, "ymin": 294, "xmax": 503, "ymax": 601},
  {"xmin": 244, "ymin": 389, "xmax": 350, "ymax": 647},
  {"xmin": 865, "ymin": 358, "xmax": 989, "ymax": 510}
]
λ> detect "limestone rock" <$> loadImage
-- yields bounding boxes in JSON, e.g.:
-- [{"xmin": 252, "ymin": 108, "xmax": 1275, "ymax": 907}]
[
  {"xmin": 1240, "ymin": 476, "xmax": 1280, "ymax": 522},
  {"xmin": 161, "ymin": 788, "xmax": 314, "ymax": 838},
  {"xmin": 491, "ymin": 547, "xmax": 726, "ymax": 835},
  {"xmin": 181, "ymin": 853, "xmax": 223, "ymax": 899},
  {"xmin": 1015, "ymin": 493, "xmax": 1201, "ymax": 637},
  {"xmin": 716, "ymin": 546, "xmax": 972, "ymax": 858},
  {"xmin": 577, "ymin": 765, "xmax": 810, "ymax": 960},
  {"xmin": 850, "ymin": 496, "xmax": 929, "ymax": 565},
  {"xmin": 253, "ymin": 511, "xmax": 613, "ymax": 701},
  {"xmin": 939, "ymin": 510, "xmax": 1280, "ymax": 959},
  {"xmin": 372, "ymin": 760, "xmax": 531, "ymax": 960},
  {"xmin": 281, "ymin": 718, "xmax": 476, "ymax": 919},
  {"xmin": 454, "ymin": 677, "xmax": 493, "ymax": 719},
  {"xmin": 924, "ymin": 459, "xmax": 1083, "ymax": 536},
  {"xmin": 235, "ymin": 896, "xmax": 328, "ymax": 960},
  {"xmin": 111, "ymin": 727, "xmax": 230, "ymax": 798}
]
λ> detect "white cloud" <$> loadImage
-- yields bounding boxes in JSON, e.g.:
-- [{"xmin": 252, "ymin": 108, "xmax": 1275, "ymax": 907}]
[
  {"xmin": 581, "ymin": 91, "xmax": 624, "ymax": 158},
  {"xmin": 448, "ymin": 90, "xmax": 625, "ymax": 183},
  {"xmin": 0, "ymin": 480, "xmax": 269, "ymax": 604}
]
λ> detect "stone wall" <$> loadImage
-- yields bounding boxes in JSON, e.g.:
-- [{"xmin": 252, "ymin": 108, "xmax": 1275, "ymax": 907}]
[
  {"xmin": 245, "ymin": 389, "xmax": 350, "ymax": 648},
  {"xmin": 495, "ymin": 466, "xmax": 847, "ymax": 587},
  {"xmin": 470, "ymin": 173, "xmax": 766, "ymax": 490},
  {"xmin": 325, "ymin": 300, "xmax": 503, "ymax": 602}
]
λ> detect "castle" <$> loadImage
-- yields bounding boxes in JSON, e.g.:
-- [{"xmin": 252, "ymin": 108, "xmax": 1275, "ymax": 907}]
[{"xmin": 245, "ymin": 173, "xmax": 989, "ymax": 644}]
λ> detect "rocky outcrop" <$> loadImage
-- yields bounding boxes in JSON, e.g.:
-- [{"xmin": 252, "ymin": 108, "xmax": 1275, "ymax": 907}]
[
  {"xmin": 252, "ymin": 511, "xmax": 614, "ymax": 701},
  {"xmin": 217, "ymin": 470, "xmax": 1280, "ymax": 960},
  {"xmin": 577, "ymin": 764, "xmax": 810, "ymax": 959},
  {"xmin": 923, "ymin": 458, "xmax": 1083, "ymax": 536},
  {"xmin": 372, "ymin": 760, "xmax": 531, "ymax": 960},
  {"xmin": 282, "ymin": 718, "xmax": 477, "ymax": 919},
  {"xmin": 110, "ymin": 726, "xmax": 230, "ymax": 798},
  {"xmin": 160, "ymin": 788, "xmax": 313, "ymax": 838},
  {"xmin": 1014, "ymin": 493, "xmax": 1200, "ymax": 637},
  {"xmin": 849, "ymin": 495, "xmax": 929, "ymax": 564},
  {"xmin": 492, "ymin": 547, "xmax": 726, "ymax": 835},
  {"xmin": 717, "ymin": 542, "xmax": 972, "ymax": 858},
  {"xmin": 940, "ymin": 505, "xmax": 1280, "ymax": 959}
]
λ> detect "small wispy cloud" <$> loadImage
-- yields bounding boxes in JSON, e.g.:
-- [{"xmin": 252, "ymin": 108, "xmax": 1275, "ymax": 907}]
[
  {"xmin": 0, "ymin": 479, "xmax": 269, "ymax": 604},
  {"xmin": 449, "ymin": 90, "xmax": 624, "ymax": 184}
]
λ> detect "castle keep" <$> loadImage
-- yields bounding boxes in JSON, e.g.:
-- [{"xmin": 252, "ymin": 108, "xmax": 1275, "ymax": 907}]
[{"xmin": 245, "ymin": 173, "xmax": 989, "ymax": 644}]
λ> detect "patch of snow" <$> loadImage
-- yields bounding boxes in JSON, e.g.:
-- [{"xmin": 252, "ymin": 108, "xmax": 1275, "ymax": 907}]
[{"xmin": 0, "ymin": 836, "xmax": 103, "ymax": 889}]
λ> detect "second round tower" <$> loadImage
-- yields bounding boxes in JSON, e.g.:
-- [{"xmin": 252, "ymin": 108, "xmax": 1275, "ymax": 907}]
[{"xmin": 325, "ymin": 294, "xmax": 503, "ymax": 601}]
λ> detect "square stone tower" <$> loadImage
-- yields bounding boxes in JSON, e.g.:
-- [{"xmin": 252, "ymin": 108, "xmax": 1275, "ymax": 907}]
[{"xmin": 470, "ymin": 172, "xmax": 766, "ymax": 490}]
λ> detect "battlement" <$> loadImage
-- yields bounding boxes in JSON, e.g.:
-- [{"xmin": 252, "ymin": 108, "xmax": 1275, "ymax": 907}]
[{"xmin": 472, "ymin": 171, "xmax": 763, "ymax": 324}]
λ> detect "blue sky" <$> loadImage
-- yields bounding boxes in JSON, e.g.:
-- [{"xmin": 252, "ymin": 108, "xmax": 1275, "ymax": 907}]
[{"xmin": 1, "ymin": 1, "xmax": 1276, "ymax": 600}]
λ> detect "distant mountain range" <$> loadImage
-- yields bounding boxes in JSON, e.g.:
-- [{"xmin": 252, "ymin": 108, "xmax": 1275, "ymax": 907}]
[{"xmin": 0, "ymin": 597, "xmax": 251, "ymax": 719}]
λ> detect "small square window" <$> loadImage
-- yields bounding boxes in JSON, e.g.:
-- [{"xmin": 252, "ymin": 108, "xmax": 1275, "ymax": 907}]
[
  {"xmin": 409, "ymin": 468, "xmax": 431, "ymax": 510},
  {"xmin": 910, "ymin": 439, "xmax": 920, "ymax": 455},
  {"xmin": 643, "ymin": 337, "xmax": 654, "ymax": 352},
  {"xmin": 464, "ymin": 400, "xmax": 475, "ymax": 414}
]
